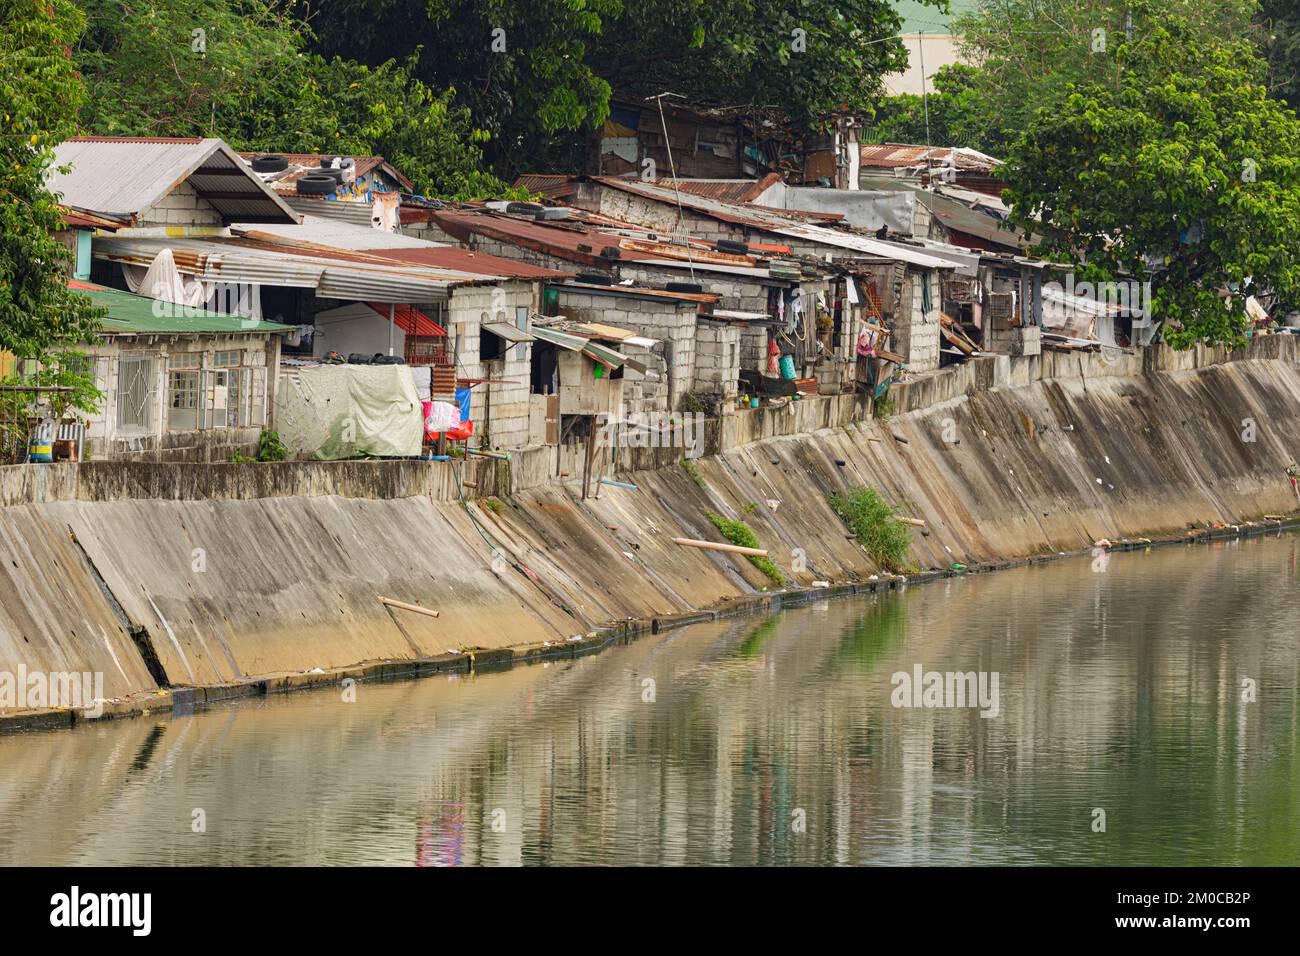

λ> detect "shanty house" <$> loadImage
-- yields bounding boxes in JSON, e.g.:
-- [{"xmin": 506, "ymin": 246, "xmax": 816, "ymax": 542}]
[
  {"xmin": 68, "ymin": 281, "xmax": 289, "ymax": 461},
  {"xmin": 48, "ymin": 137, "xmax": 302, "ymax": 230}
]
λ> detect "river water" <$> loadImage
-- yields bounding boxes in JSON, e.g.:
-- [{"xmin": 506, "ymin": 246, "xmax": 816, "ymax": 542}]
[{"xmin": 2, "ymin": 534, "xmax": 1298, "ymax": 866}]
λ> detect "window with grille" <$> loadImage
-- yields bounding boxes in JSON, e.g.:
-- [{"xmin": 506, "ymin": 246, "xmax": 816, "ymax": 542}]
[
  {"xmin": 116, "ymin": 356, "xmax": 155, "ymax": 431},
  {"xmin": 168, "ymin": 352, "xmax": 201, "ymax": 431}
]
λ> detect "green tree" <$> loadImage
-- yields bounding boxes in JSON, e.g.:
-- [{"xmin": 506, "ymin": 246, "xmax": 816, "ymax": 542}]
[
  {"xmin": 73, "ymin": 0, "xmax": 511, "ymax": 199},
  {"xmin": 1259, "ymin": 0, "xmax": 1300, "ymax": 106},
  {"xmin": 304, "ymin": 0, "xmax": 945, "ymax": 176},
  {"xmin": 865, "ymin": 64, "xmax": 995, "ymax": 153},
  {"xmin": 1003, "ymin": 13, "xmax": 1300, "ymax": 347},
  {"xmin": 951, "ymin": 0, "xmax": 1260, "ymax": 157},
  {"xmin": 1, "ymin": 0, "xmax": 105, "ymax": 426}
]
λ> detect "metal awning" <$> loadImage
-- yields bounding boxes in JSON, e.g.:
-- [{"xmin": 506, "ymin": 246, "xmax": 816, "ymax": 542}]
[
  {"xmin": 482, "ymin": 321, "xmax": 534, "ymax": 343},
  {"xmin": 582, "ymin": 340, "xmax": 627, "ymax": 369},
  {"xmin": 532, "ymin": 326, "xmax": 589, "ymax": 351}
]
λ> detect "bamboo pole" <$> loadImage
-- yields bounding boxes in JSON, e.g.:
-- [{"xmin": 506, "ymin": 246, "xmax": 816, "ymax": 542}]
[
  {"xmin": 379, "ymin": 597, "xmax": 441, "ymax": 619},
  {"xmin": 673, "ymin": 537, "xmax": 769, "ymax": 558},
  {"xmin": 894, "ymin": 516, "xmax": 926, "ymax": 527}
]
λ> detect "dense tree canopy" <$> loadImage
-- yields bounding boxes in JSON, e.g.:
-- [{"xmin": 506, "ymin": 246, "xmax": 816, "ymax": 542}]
[
  {"xmin": 74, "ymin": 0, "xmax": 510, "ymax": 199},
  {"xmin": 301, "ymin": 0, "xmax": 936, "ymax": 175},
  {"xmin": 867, "ymin": 0, "xmax": 1265, "ymax": 157},
  {"xmin": 1, "ymin": 0, "xmax": 104, "ymax": 412},
  {"xmin": 1003, "ymin": 13, "xmax": 1300, "ymax": 347}
]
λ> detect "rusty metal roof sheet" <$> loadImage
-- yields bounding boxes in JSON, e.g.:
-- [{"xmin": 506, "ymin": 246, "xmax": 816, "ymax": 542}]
[
  {"xmin": 57, "ymin": 205, "xmax": 125, "ymax": 231},
  {"xmin": 648, "ymin": 174, "xmax": 784, "ymax": 204},
  {"xmin": 588, "ymin": 177, "xmax": 958, "ymax": 269},
  {"xmin": 514, "ymin": 174, "xmax": 579, "ymax": 199},
  {"xmin": 859, "ymin": 143, "xmax": 1003, "ymax": 173},
  {"xmin": 555, "ymin": 281, "xmax": 720, "ymax": 306},
  {"xmin": 364, "ymin": 245, "xmax": 571, "ymax": 280},
  {"xmin": 92, "ymin": 234, "xmax": 497, "ymax": 302},
  {"xmin": 50, "ymin": 137, "xmax": 300, "ymax": 225}
]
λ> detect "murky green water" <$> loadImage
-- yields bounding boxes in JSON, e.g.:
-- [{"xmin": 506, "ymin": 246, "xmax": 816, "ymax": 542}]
[{"xmin": 2, "ymin": 534, "xmax": 1298, "ymax": 866}]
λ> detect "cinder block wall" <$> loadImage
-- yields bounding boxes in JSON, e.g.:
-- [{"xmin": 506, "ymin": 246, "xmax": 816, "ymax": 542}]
[
  {"xmin": 553, "ymin": 289, "xmax": 698, "ymax": 410},
  {"xmin": 139, "ymin": 181, "xmax": 223, "ymax": 227},
  {"xmin": 694, "ymin": 321, "xmax": 741, "ymax": 400},
  {"xmin": 449, "ymin": 281, "xmax": 538, "ymax": 449},
  {"xmin": 892, "ymin": 269, "xmax": 941, "ymax": 372}
]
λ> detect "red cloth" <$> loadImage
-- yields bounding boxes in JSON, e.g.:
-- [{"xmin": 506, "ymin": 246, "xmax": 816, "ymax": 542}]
[{"xmin": 437, "ymin": 420, "xmax": 474, "ymax": 442}]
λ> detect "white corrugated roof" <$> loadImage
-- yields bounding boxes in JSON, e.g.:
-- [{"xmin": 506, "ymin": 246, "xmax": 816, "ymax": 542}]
[
  {"xmin": 235, "ymin": 215, "xmax": 430, "ymax": 250},
  {"xmin": 48, "ymin": 138, "xmax": 299, "ymax": 224}
]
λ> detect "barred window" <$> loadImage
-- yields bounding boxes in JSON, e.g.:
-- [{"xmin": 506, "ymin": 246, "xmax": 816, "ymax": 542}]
[{"xmin": 167, "ymin": 352, "xmax": 202, "ymax": 430}]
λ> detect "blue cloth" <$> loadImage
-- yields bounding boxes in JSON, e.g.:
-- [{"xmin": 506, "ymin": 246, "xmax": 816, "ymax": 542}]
[{"xmin": 456, "ymin": 387, "xmax": 471, "ymax": 422}]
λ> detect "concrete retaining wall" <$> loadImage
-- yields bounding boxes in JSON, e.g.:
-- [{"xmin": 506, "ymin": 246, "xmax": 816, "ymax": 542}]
[{"xmin": 4, "ymin": 337, "xmax": 1300, "ymax": 724}]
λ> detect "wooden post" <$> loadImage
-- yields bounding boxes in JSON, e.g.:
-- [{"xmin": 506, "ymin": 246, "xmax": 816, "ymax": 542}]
[{"xmin": 582, "ymin": 417, "xmax": 595, "ymax": 500}]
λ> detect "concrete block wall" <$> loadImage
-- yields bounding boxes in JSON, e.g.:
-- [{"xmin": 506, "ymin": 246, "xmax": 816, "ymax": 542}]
[
  {"xmin": 693, "ymin": 321, "xmax": 741, "ymax": 400},
  {"xmin": 449, "ymin": 281, "xmax": 538, "ymax": 450},
  {"xmin": 552, "ymin": 289, "xmax": 698, "ymax": 410},
  {"xmin": 892, "ymin": 269, "xmax": 941, "ymax": 372},
  {"xmin": 617, "ymin": 264, "xmax": 773, "ymax": 314},
  {"xmin": 739, "ymin": 325, "xmax": 770, "ymax": 372},
  {"xmin": 140, "ymin": 181, "xmax": 223, "ymax": 227},
  {"xmin": 620, "ymin": 345, "xmax": 670, "ymax": 417},
  {"xmin": 987, "ymin": 324, "xmax": 1042, "ymax": 358}
]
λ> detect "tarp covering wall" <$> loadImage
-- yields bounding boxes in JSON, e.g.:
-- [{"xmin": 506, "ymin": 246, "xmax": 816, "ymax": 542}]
[{"xmin": 274, "ymin": 364, "xmax": 422, "ymax": 459}]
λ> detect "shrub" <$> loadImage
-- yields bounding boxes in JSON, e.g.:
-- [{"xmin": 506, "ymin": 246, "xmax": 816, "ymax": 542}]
[
  {"xmin": 681, "ymin": 457, "xmax": 706, "ymax": 489},
  {"xmin": 256, "ymin": 429, "xmax": 289, "ymax": 462},
  {"xmin": 829, "ymin": 486, "xmax": 912, "ymax": 572},
  {"xmin": 706, "ymin": 511, "xmax": 784, "ymax": 586}
]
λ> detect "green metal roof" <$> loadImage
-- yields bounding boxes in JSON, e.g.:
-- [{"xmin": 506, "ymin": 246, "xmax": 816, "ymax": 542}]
[{"xmin": 72, "ymin": 283, "xmax": 292, "ymax": 335}]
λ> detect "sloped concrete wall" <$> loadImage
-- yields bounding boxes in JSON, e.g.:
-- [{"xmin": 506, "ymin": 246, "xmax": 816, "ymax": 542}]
[{"xmin": 4, "ymin": 347, "xmax": 1300, "ymax": 717}]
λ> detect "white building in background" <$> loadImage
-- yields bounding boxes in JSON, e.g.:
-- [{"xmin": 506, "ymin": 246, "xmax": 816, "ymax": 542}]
[{"xmin": 885, "ymin": 0, "xmax": 980, "ymax": 97}]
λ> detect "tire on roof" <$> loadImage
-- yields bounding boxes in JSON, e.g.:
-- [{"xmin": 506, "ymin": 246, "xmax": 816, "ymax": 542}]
[
  {"xmin": 296, "ymin": 174, "xmax": 338, "ymax": 195},
  {"xmin": 251, "ymin": 155, "xmax": 288, "ymax": 173}
]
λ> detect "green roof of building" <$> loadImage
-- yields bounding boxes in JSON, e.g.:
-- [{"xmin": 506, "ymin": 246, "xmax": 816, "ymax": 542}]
[{"xmin": 71, "ymin": 283, "xmax": 292, "ymax": 335}]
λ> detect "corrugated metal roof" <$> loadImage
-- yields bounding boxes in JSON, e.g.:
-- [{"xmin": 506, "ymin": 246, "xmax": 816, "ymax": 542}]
[
  {"xmin": 646, "ymin": 174, "xmax": 783, "ymax": 204},
  {"xmin": 366, "ymin": 245, "xmax": 571, "ymax": 280},
  {"xmin": 67, "ymin": 280, "xmax": 291, "ymax": 335},
  {"xmin": 514, "ymin": 174, "xmax": 579, "ymax": 199},
  {"xmin": 283, "ymin": 194, "xmax": 383, "ymax": 228},
  {"xmin": 236, "ymin": 216, "xmax": 432, "ymax": 250},
  {"xmin": 429, "ymin": 207, "xmax": 807, "ymax": 280},
  {"xmin": 49, "ymin": 138, "xmax": 299, "ymax": 225},
  {"xmin": 587, "ymin": 176, "xmax": 957, "ymax": 268},
  {"xmin": 920, "ymin": 193, "xmax": 1026, "ymax": 250},
  {"xmin": 57, "ymin": 205, "xmax": 125, "ymax": 230},
  {"xmin": 859, "ymin": 143, "xmax": 1003, "ymax": 173},
  {"xmin": 93, "ymin": 235, "xmax": 469, "ymax": 303},
  {"xmin": 482, "ymin": 321, "xmax": 534, "ymax": 343}
]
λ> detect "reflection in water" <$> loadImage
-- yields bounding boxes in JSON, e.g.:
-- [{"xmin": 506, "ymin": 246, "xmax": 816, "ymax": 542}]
[{"xmin": 1, "ymin": 534, "xmax": 1298, "ymax": 866}]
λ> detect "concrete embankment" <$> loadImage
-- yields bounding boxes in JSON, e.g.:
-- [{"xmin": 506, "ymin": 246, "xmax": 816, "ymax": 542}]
[{"xmin": 3, "ymin": 336, "xmax": 1300, "ymax": 728}]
